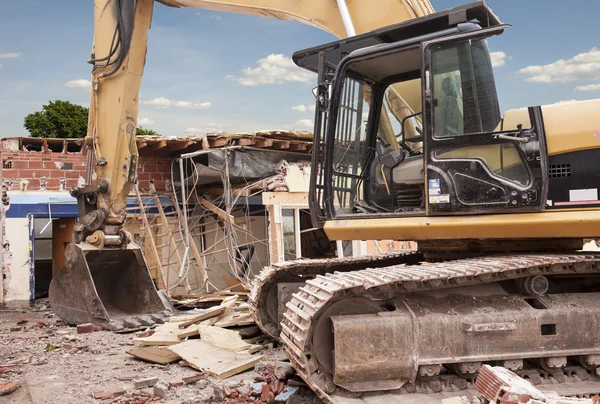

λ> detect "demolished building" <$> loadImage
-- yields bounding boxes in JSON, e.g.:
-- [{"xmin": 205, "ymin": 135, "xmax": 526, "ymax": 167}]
[{"xmin": 0, "ymin": 133, "xmax": 414, "ymax": 308}]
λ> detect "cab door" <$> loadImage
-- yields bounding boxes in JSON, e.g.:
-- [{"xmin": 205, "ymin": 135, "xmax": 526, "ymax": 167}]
[{"xmin": 422, "ymin": 28, "xmax": 549, "ymax": 215}]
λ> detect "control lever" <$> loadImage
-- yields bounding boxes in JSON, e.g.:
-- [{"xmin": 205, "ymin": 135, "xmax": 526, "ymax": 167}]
[
  {"xmin": 376, "ymin": 136, "xmax": 405, "ymax": 169},
  {"xmin": 376, "ymin": 136, "xmax": 405, "ymax": 198}
]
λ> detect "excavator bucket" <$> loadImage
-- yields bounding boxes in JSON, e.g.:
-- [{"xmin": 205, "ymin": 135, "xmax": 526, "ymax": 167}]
[{"xmin": 49, "ymin": 242, "xmax": 173, "ymax": 331}]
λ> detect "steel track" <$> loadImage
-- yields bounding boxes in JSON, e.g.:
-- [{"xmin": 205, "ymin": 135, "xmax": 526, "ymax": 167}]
[
  {"xmin": 248, "ymin": 250, "xmax": 422, "ymax": 340},
  {"xmin": 270, "ymin": 253, "xmax": 600, "ymax": 403}
]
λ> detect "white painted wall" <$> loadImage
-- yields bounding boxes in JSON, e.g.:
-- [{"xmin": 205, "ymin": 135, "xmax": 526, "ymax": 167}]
[{"xmin": 3, "ymin": 218, "xmax": 31, "ymax": 306}]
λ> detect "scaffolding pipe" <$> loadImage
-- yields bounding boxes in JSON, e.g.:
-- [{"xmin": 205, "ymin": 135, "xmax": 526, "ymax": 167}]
[{"xmin": 178, "ymin": 157, "xmax": 191, "ymax": 280}]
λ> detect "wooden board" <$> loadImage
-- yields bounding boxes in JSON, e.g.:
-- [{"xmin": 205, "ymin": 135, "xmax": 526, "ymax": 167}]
[
  {"xmin": 176, "ymin": 325, "xmax": 200, "ymax": 339},
  {"xmin": 127, "ymin": 347, "xmax": 181, "ymax": 365},
  {"xmin": 134, "ymin": 322, "xmax": 181, "ymax": 346},
  {"xmin": 199, "ymin": 326, "xmax": 252, "ymax": 352},
  {"xmin": 177, "ymin": 306, "xmax": 226, "ymax": 329},
  {"xmin": 213, "ymin": 310, "xmax": 255, "ymax": 328},
  {"xmin": 168, "ymin": 340, "xmax": 262, "ymax": 380}
]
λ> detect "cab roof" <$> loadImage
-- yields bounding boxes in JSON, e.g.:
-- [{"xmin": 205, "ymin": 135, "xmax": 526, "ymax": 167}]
[{"xmin": 292, "ymin": 1, "xmax": 502, "ymax": 74}]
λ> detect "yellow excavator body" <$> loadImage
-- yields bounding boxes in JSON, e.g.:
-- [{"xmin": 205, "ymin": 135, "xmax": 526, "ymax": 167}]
[{"xmin": 49, "ymin": 0, "xmax": 437, "ymax": 330}]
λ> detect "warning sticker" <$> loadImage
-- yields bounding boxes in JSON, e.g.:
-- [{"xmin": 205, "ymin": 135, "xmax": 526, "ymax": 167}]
[
  {"xmin": 428, "ymin": 179, "xmax": 441, "ymax": 195},
  {"xmin": 429, "ymin": 194, "xmax": 450, "ymax": 204}
]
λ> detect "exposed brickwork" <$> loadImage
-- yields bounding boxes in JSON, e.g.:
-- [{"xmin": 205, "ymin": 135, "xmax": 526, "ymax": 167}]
[{"xmin": 0, "ymin": 138, "xmax": 172, "ymax": 192}]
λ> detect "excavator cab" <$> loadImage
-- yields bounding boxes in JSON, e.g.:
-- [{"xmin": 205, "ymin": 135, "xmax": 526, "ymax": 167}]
[{"xmin": 299, "ymin": 5, "xmax": 546, "ymax": 228}]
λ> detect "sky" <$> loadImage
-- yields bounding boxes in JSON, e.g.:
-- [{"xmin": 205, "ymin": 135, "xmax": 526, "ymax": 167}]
[{"xmin": 0, "ymin": 0, "xmax": 598, "ymax": 138}]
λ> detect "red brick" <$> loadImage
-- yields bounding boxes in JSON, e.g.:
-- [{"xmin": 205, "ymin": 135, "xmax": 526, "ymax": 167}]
[
  {"xmin": 77, "ymin": 323, "xmax": 94, "ymax": 334},
  {"xmin": 153, "ymin": 180, "xmax": 166, "ymax": 191},
  {"xmin": 49, "ymin": 170, "xmax": 65, "ymax": 178},
  {"xmin": 29, "ymin": 161, "xmax": 43, "ymax": 169},
  {"xmin": 169, "ymin": 381, "xmax": 183, "ymax": 388},
  {"xmin": 0, "ymin": 381, "xmax": 20, "ymax": 395},
  {"xmin": 182, "ymin": 374, "xmax": 203, "ymax": 384},
  {"xmin": 2, "ymin": 169, "xmax": 18, "ymax": 178},
  {"xmin": 45, "ymin": 178, "xmax": 60, "ymax": 189},
  {"xmin": 66, "ymin": 170, "xmax": 82, "ymax": 179},
  {"xmin": 137, "ymin": 180, "xmax": 150, "ymax": 190},
  {"xmin": 91, "ymin": 391, "xmax": 114, "ymax": 400},
  {"xmin": 10, "ymin": 326, "xmax": 22, "ymax": 332},
  {"xmin": 12, "ymin": 160, "xmax": 28, "ymax": 169},
  {"xmin": 18, "ymin": 170, "xmax": 36, "ymax": 179},
  {"xmin": 142, "ymin": 164, "xmax": 157, "ymax": 173}
]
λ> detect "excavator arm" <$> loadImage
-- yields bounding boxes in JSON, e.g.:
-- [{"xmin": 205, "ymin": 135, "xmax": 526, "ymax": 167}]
[{"xmin": 49, "ymin": 0, "xmax": 434, "ymax": 330}]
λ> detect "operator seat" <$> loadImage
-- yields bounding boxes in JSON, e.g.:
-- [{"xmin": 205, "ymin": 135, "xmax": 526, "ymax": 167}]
[
  {"xmin": 437, "ymin": 77, "xmax": 461, "ymax": 136},
  {"xmin": 374, "ymin": 78, "xmax": 462, "ymax": 189}
]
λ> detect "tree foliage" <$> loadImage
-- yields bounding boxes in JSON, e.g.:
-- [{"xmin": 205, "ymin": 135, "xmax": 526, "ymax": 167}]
[
  {"xmin": 24, "ymin": 100, "xmax": 89, "ymax": 138},
  {"xmin": 135, "ymin": 127, "xmax": 160, "ymax": 137},
  {"xmin": 24, "ymin": 100, "xmax": 161, "ymax": 138}
]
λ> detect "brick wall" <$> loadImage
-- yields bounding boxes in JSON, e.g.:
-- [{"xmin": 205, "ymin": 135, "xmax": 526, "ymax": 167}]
[{"xmin": 1, "ymin": 138, "xmax": 172, "ymax": 192}]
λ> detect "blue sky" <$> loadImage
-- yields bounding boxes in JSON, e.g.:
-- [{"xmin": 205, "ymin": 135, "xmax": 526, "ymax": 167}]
[{"xmin": 0, "ymin": 0, "xmax": 598, "ymax": 138}]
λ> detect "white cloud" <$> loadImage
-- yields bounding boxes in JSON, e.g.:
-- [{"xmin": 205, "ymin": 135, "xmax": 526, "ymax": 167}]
[
  {"xmin": 185, "ymin": 123, "xmax": 227, "ymax": 135},
  {"xmin": 0, "ymin": 111, "xmax": 7, "ymax": 116},
  {"xmin": 490, "ymin": 51, "xmax": 508, "ymax": 67},
  {"xmin": 65, "ymin": 79, "xmax": 91, "ymax": 89},
  {"xmin": 0, "ymin": 64, "xmax": 2, "ymax": 68},
  {"xmin": 226, "ymin": 54, "xmax": 315, "ymax": 86},
  {"xmin": 518, "ymin": 48, "xmax": 600, "ymax": 83},
  {"xmin": 296, "ymin": 119, "xmax": 313, "ymax": 128},
  {"xmin": 138, "ymin": 117, "xmax": 154, "ymax": 126},
  {"xmin": 142, "ymin": 97, "xmax": 211, "ymax": 109},
  {"xmin": 0, "ymin": 52, "xmax": 22, "ymax": 59},
  {"xmin": 291, "ymin": 104, "xmax": 316, "ymax": 113},
  {"xmin": 575, "ymin": 83, "xmax": 600, "ymax": 92}
]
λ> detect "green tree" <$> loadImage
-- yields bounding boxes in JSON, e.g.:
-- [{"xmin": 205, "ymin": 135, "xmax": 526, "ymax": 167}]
[
  {"xmin": 24, "ymin": 100, "xmax": 161, "ymax": 138},
  {"xmin": 136, "ymin": 127, "xmax": 160, "ymax": 137},
  {"xmin": 24, "ymin": 100, "xmax": 89, "ymax": 138}
]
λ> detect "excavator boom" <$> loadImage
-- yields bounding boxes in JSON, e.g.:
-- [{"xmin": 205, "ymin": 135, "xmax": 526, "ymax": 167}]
[{"xmin": 49, "ymin": 0, "xmax": 435, "ymax": 329}]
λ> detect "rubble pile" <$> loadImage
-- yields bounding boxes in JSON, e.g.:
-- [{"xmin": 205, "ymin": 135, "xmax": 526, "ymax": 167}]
[
  {"xmin": 0, "ymin": 297, "xmax": 318, "ymax": 404},
  {"xmin": 443, "ymin": 365, "xmax": 599, "ymax": 404}
]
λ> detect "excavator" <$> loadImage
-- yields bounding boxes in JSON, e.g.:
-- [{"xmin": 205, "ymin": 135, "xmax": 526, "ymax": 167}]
[
  {"xmin": 48, "ymin": 0, "xmax": 600, "ymax": 402},
  {"xmin": 48, "ymin": 0, "xmax": 433, "ymax": 331}
]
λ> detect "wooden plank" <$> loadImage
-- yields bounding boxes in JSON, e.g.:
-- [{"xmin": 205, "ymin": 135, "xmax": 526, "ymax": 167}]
[
  {"xmin": 199, "ymin": 325, "xmax": 254, "ymax": 352},
  {"xmin": 213, "ymin": 310, "xmax": 255, "ymax": 328},
  {"xmin": 167, "ymin": 140, "xmax": 193, "ymax": 152},
  {"xmin": 176, "ymin": 325, "xmax": 199, "ymax": 339},
  {"xmin": 196, "ymin": 195, "xmax": 234, "ymax": 223},
  {"xmin": 236, "ymin": 137, "xmax": 256, "ymax": 146},
  {"xmin": 254, "ymin": 138, "xmax": 273, "ymax": 148},
  {"xmin": 134, "ymin": 185, "xmax": 167, "ymax": 290},
  {"xmin": 149, "ymin": 140, "xmax": 167, "ymax": 152},
  {"xmin": 126, "ymin": 347, "xmax": 181, "ymax": 365},
  {"xmin": 134, "ymin": 322, "xmax": 181, "ymax": 346},
  {"xmin": 208, "ymin": 138, "xmax": 231, "ymax": 148},
  {"xmin": 177, "ymin": 305, "xmax": 226, "ymax": 329},
  {"xmin": 272, "ymin": 140, "xmax": 290, "ymax": 149},
  {"xmin": 137, "ymin": 141, "xmax": 148, "ymax": 150},
  {"xmin": 149, "ymin": 184, "xmax": 185, "ymax": 290},
  {"xmin": 289, "ymin": 142, "xmax": 308, "ymax": 151},
  {"xmin": 168, "ymin": 340, "xmax": 262, "ymax": 380}
]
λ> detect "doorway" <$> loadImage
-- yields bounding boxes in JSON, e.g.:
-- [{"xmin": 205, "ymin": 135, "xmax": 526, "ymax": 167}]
[{"xmin": 32, "ymin": 217, "xmax": 75, "ymax": 299}]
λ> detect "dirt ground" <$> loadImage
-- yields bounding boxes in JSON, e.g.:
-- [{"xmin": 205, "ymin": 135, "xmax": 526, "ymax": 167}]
[{"xmin": 0, "ymin": 304, "xmax": 320, "ymax": 404}]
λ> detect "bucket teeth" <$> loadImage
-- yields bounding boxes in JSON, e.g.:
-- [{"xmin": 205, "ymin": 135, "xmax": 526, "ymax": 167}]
[
  {"xmin": 150, "ymin": 314, "xmax": 166, "ymax": 324},
  {"xmin": 122, "ymin": 318, "xmax": 142, "ymax": 329},
  {"xmin": 136, "ymin": 316, "xmax": 155, "ymax": 326}
]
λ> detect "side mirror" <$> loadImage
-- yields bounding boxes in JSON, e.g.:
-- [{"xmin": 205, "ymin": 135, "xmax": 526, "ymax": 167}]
[{"xmin": 313, "ymin": 82, "xmax": 331, "ymax": 109}]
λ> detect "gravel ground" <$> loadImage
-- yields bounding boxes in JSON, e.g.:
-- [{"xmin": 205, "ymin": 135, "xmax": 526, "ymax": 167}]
[{"xmin": 0, "ymin": 304, "xmax": 319, "ymax": 404}]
